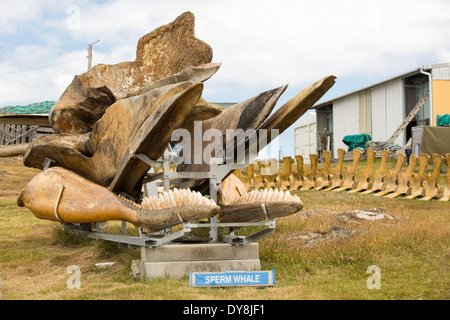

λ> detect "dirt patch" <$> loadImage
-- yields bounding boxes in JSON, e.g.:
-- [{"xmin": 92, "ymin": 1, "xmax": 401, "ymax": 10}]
[{"xmin": 286, "ymin": 208, "xmax": 404, "ymax": 247}]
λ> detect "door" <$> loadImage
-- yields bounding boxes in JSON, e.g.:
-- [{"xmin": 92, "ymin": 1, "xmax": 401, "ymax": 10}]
[{"xmin": 415, "ymin": 83, "xmax": 431, "ymax": 126}]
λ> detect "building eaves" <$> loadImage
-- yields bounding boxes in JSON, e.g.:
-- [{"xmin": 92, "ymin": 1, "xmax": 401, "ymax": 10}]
[{"xmin": 312, "ymin": 64, "xmax": 443, "ymax": 109}]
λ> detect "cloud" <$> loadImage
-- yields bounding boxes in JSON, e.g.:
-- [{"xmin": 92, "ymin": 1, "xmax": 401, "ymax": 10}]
[{"xmin": 1, "ymin": 0, "xmax": 450, "ymax": 108}]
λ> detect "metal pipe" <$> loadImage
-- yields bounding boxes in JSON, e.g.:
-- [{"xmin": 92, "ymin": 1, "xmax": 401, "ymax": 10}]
[
  {"xmin": 419, "ymin": 67, "xmax": 434, "ymax": 126},
  {"xmin": 0, "ymin": 143, "xmax": 29, "ymax": 157}
]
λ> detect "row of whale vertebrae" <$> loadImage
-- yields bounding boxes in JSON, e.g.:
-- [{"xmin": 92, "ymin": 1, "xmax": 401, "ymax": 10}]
[{"xmin": 236, "ymin": 149, "xmax": 450, "ymax": 202}]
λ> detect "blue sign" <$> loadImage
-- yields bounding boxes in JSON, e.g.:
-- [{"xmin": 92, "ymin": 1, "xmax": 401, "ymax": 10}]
[{"xmin": 189, "ymin": 269, "xmax": 275, "ymax": 287}]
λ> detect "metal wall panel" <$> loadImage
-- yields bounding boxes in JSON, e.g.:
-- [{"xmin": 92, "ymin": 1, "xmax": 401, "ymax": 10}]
[
  {"xmin": 359, "ymin": 89, "xmax": 372, "ymax": 135},
  {"xmin": 385, "ymin": 78, "xmax": 405, "ymax": 145},
  {"xmin": 294, "ymin": 112, "xmax": 317, "ymax": 163},
  {"xmin": 332, "ymin": 93, "xmax": 359, "ymax": 158},
  {"xmin": 432, "ymin": 65, "xmax": 450, "ymax": 80},
  {"xmin": 294, "ymin": 123, "xmax": 316, "ymax": 163},
  {"xmin": 371, "ymin": 78, "xmax": 404, "ymax": 145}
]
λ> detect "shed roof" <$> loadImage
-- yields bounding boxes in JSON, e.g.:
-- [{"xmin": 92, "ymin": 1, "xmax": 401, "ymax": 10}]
[
  {"xmin": 314, "ymin": 63, "xmax": 450, "ymax": 109},
  {"xmin": 0, "ymin": 101, "xmax": 56, "ymax": 115}
]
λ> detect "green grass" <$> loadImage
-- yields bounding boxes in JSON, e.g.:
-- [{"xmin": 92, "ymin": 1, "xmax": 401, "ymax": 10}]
[{"xmin": 0, "ymin": 157, "xmax": 449, "ymax": 300}]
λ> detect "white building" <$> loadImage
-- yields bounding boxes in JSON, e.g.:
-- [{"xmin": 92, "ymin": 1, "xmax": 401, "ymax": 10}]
[
  {"xmin": 294, "ymin": 63, "xmax": 450, "ymax": 159},
  {"xmin": 293, "ymin": 111, "xmax": 316, "ymax": 163}
]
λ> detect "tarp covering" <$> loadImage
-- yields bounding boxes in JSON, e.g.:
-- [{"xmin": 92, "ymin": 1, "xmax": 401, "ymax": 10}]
[
  {"xmin": 342, "ymin": 134, "xmax": 372, "ymax": 151},
  {"xmin": 0, "ymin": 101, "xmax": 56, "ymax": 115},
  {"xmin": 422, "ymin": 126, "xmax": 450, "ymax": 156},
  {"xmin": 365, "ymin": 140, "xmax": 402, "ymax": 151},
  {"xmin": 437, "ymin": 114, "xmax": 450, "ymax": 127}
]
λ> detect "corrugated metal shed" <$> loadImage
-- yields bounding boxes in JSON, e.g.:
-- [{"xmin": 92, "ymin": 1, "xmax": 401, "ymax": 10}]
[{"xmin": 307, "ymin": 63, "xmax": 450, "ymax": 159}]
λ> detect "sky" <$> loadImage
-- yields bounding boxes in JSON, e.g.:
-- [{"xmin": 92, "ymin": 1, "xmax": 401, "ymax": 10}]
[{"xmin": 1, "ymin": 0, "xmax": 450, "ymax": 157}]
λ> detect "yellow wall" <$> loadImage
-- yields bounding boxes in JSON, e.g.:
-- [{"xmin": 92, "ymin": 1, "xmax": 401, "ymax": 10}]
[{"xmin": 432, "ymin": 80, "xmax": 450, "ymax": 124}]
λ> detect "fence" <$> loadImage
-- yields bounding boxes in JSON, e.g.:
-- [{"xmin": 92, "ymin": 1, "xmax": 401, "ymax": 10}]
[{"xmin": 0, "ymin": 124, "xmax": 54, "ymax": 145}]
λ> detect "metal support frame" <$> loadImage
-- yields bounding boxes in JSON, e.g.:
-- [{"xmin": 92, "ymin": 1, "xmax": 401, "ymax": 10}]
[{"xmin": 51, "ymin": 150, "xmax": 276, "ymax": 248}]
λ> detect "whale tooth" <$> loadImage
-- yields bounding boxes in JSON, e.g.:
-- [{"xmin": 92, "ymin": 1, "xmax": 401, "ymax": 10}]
[
  {"xmin": 163, "ymin": 192, "xmax": 171, "ymax": 208},
  {"xmin": 147, "ymin": 198, "xmax": 155, "ymax": 210},
  {"xmin": 250, "ymin": 190, "xmax": 258, "ymax": 203},
  {"xmin": 285, "ymin": 190, "xmax": 291, "ymax": 201},
  {"xmin": 242, "ymin": 193, "xmax": 249, "ymax": 204},
  {"xmin": 158, "ymin": 193, "xmax": 165, "ymax": 208},
  {"xmin": 272, "ymin": 189, "xmax": 278, "ymax": 201},
  {"xmin": 168, "ymin": 190, "xmax": 176, "ymax": 207},
  {"xmin": 255, "ymin": 190, "xmax": 263, "ymax": 202},
  {"xmin": 261, "ymin": 189, "xmax": 269, "ymax": 202},
  {"xmin": 173, "ymin": 188, "xmax": 180, "ymax": 206},
  {"xmin": 188, "ymin": 189, "xmax": 193, "ymax": 205},
  {"xmin": 155, "ymin": 196, "xmax": 161, "ymax": 209},
  {"xmin": 272, "ymin": 189, "xmax": 279, "ymax": 201},
  {"xmin": 148, "ymin": 197, "xmax": 157, "ymax": 210},
  {"xmin": 178, "ymin": 189, "xmax": 184, "ymax": 206},
  {"xmin": 245, "ymin": 192, "xmax": 252, "ymax": 204},
  {"xmin": 267, "ymin": 189, "xmax": 274, "ymax": 202}
]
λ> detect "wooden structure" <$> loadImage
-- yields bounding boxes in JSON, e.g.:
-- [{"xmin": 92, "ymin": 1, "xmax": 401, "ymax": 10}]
[{"xmin": 0, "ymin": 101, "xmax": 54, "ymax": 146}]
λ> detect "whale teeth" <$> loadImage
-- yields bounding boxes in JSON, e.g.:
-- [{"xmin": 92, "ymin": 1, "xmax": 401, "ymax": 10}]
[
  {"xmin": 141, "ymin": 189, "xmax": 218, "ymax": 210},
  {"xmin": 230, "ymin": 188, "xmax": 302, "ymax": 205},
  {"xmin": 117, "ymin": 194, "xmax": 142, "ymax": 208}
]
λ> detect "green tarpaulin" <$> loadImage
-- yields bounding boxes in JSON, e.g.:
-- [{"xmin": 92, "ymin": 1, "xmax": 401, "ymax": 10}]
[
  {"xmin": 342, "ymin": 134, "xmax": 372, "ymax": 151},
  {"xmin": 437, "ymin": 114, "xmax": 450, "ymax": 126},
  {"xmin": 0, "ymin": 101, "xmax": 56, "ymax": 115}
]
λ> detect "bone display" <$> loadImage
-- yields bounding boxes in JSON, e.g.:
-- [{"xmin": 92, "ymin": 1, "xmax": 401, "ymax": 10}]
[{"xmin": 8, "ymin": 12, "xmax": 338, "ymax": 232}]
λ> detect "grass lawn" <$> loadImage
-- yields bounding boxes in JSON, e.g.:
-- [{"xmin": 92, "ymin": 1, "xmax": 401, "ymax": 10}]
[{"xmin": 0, "ymin": 156, "xmax": 449, "ymax": 300}]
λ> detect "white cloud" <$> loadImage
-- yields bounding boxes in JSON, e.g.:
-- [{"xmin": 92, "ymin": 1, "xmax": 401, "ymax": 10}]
[{"xmin": 1, "ymin": 0, "xmax": 450, "ymax": 108}]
